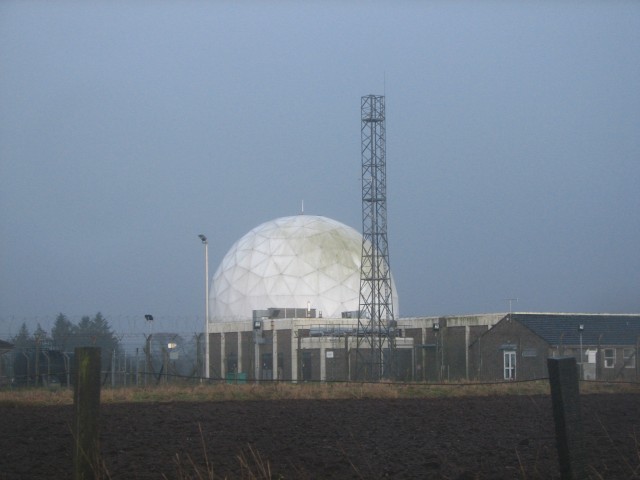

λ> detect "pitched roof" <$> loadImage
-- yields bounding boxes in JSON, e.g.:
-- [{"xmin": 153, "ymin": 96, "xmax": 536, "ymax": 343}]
[{"xmin": 512, "ymin": 313, "xmax": 640, "ymax": 346}]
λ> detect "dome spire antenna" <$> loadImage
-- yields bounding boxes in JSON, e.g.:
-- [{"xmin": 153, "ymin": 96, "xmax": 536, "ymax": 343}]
[{"xmin": 300, "ymin": 199, "xmax": 304, "ymax": 215}]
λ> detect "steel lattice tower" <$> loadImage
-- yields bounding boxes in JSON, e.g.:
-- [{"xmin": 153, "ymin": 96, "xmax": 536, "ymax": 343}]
[{"xmin": 355, "ymin": 95, "xmax": 396, "ymax": 381}]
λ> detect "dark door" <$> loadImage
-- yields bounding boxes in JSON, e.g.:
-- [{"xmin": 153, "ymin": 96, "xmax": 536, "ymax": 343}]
[{"xmin": 302, "ymin": 351, "xmax": 312, "ymax": 381}]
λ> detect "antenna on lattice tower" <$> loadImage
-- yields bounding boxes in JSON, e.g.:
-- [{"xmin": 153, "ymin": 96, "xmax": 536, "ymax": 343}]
[{"xmin": 354, "ymin": 94, "xmax": 397, "ymax": 381}]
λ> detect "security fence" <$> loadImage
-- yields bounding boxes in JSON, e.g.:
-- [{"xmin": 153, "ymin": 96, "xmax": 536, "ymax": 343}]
[{"xmin": 1, "ymin": 331, "xmax": 205, "ymax": 388}]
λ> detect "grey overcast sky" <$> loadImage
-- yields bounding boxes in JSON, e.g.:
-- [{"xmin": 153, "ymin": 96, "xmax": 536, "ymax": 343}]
[{"xmin": 1, "ymin": 1, "xmax": 639, "ymax": 336}]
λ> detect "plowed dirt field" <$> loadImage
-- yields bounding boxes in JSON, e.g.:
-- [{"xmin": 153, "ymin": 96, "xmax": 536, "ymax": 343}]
[{"xmin": 1, "ymin": 393, "xmax": 639, "ymax": 479}]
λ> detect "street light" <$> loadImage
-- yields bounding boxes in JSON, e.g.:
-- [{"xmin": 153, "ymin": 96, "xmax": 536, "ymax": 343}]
[
  {"xmin": 433, "ymin": 322, "xmax": 440, "ymax": 381},
  {"xmin": 578, "ymin": 324, "xmax": 584, "ymax": 379},
  {"xmin": 144, "ymin": 314, "xmax": 154, "ymax": 387},
  {"xmin": 198, "ymin": 234, "xmax": 210, "ymax": 379},
  {"xmin": 505, "ymin": 298, "xmax": 518, "ymax": 320}
]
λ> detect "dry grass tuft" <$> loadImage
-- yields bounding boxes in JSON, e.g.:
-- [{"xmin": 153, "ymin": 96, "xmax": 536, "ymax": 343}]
[
  {"xmin": 167, "ymin": 424, "xmax": 275, "ymax": 480},
  {"xmin": 0, "ymin": 379, "xmax": 638, "ymax": 407}
]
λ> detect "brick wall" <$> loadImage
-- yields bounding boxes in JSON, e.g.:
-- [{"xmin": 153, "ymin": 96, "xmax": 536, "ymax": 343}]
[{"xmin": 469, "ymin": 318, "xmax": 549, "ymax": 381}]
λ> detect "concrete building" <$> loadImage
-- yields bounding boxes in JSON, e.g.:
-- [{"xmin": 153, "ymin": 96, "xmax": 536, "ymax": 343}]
[
  {"xmin": 209, "ymin": 312, "xmax": 640, "ymax": 383},
  {"xmin": 469, "ymin": 313, "xmax": 640, "ymax": 382},
  {"xmin": 207, "ymin": 215, "xmax": 639, "ymax": 383},
  {"xmin": 209, "ymin": 312, "xmax": 502, "ymax": 382}
]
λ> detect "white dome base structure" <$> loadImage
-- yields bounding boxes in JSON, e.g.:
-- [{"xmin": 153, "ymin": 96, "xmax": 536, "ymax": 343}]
[{"xmin": 210, "ymin": 215, "xmax": 399, "ymax": 322}]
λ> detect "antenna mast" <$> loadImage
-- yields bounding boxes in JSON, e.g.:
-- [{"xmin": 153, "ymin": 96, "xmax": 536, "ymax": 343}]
[{"xmin": 355, "ymin": 95, "xmax": 396, "ymax": 380}]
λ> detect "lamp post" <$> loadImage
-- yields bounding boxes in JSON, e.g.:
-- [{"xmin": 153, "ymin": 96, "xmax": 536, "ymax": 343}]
[
  {"xmin": 198, "ymin": 234, "xmax": 210, "ymax": 379},
  {"xmin": 433, "ymin": 322, "xmax": 440, "ymax": 381},
  {"xmin": 144, "ymin": 314, "xmax": 153, "ymax": 387},
  {"xmin": 167, "ymin": 341, "xmax": 177, "ymax": 384},
  {"xmin": 505, "ymin": 298, "xmax": 518, "ymax": 320},
  {"xmin": 579, "ymin": 324, "xmax": 584, "ymax": 380}
]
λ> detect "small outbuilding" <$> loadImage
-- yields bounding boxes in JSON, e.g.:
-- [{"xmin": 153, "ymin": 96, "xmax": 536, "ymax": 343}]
[{"xmin": 469, "ymin": 313, "xmax": 640, "ymax": 382}]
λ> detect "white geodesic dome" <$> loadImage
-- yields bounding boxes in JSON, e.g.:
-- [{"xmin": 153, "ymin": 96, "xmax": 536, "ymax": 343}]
[{"xmin": 209, "ymin": 215, "xmax": 399, "ymax": 322}]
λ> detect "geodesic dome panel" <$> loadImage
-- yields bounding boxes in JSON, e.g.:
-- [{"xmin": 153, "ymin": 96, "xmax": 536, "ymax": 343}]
[{"xmin": 210, "ymin": 215, "xmax": 399, "ymax": 322}]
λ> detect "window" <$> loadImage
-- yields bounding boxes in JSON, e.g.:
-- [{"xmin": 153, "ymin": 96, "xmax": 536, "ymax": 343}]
[
  {"xmin": 504, "ymin": 351, "xmax": 516, "ymax": 380},
  {"xmin": 604, "ymin": 348, "xmax": 615, "ymax": 368},
  {"xmin": 623, "ymin": 348, "xmax": 636, "ymax": 369}
]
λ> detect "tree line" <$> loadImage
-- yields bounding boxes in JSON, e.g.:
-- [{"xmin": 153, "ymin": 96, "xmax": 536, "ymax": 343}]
[
  {"xmin": 11, "ymin": 312, "xmax": 121, "ymax": 366},
  {"xmin": 7, "ymin": 314, "xmax": 208, "ymax": 385}
]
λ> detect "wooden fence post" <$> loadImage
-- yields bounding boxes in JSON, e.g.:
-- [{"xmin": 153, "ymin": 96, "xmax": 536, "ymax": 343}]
[
  {"xmin": 547, "ymin": 356, "xmax": 585, "ymax": 480},
  {"xmin": 73, "ymin": 347, "xmax": 101, "ymax": 480}
]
